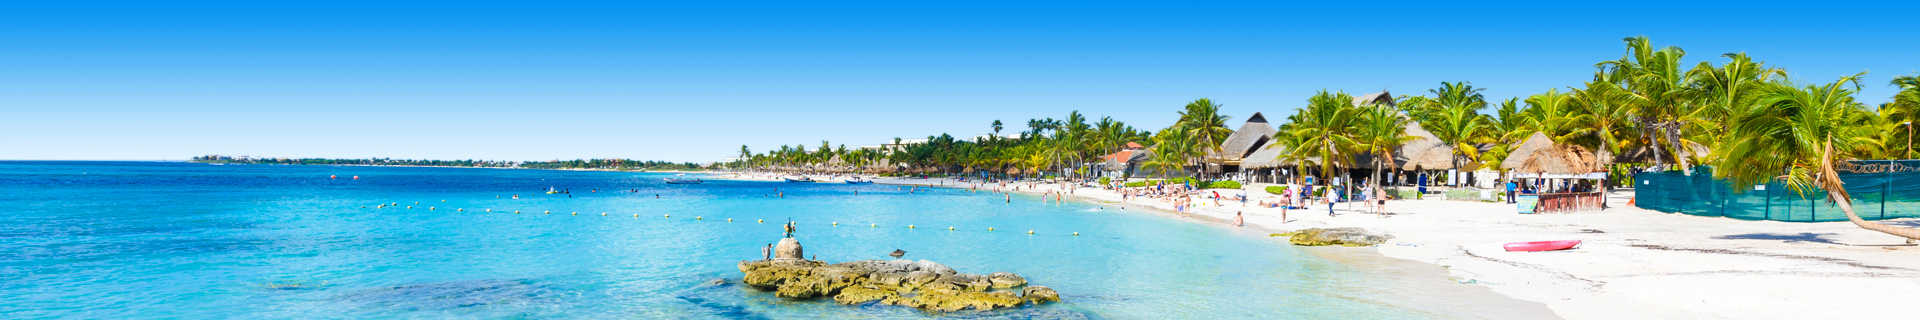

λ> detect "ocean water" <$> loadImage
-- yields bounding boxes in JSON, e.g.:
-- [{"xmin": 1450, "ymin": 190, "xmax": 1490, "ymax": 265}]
[{"xmin": 0, "ymin": 161, "xmax": 1440, "ymax": 319}]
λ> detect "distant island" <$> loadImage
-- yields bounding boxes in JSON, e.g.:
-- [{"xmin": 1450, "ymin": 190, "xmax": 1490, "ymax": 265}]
[{"xmin": 189, "ymin": 155, "xmax": 708, "ymax": 171}]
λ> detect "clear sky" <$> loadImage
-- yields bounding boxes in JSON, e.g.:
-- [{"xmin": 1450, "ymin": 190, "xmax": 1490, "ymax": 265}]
[{"xmin": 3, "ymin": 1, "xmax": 1915, "ymax": 162}]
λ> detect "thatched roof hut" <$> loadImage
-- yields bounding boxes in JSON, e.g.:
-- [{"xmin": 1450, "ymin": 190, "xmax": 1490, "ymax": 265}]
[
  {"xmin": 1501, "ymin": 132, "xmax": 1599, "ymax": 174},
  {"xmin": 1394, "ymin": 120, "xmax": 1472, "ymax": 170},
  {"xmin": 1242, "ymin": 145, "xmax": 1290, "ymax": 169},
  {"xmin": 1209, "ymin": 112, "xmax": 1276, "ymax": 163},
  {"xmin": 1352, "ymin": 90, "xmax": 1396, "ymax": 107}
]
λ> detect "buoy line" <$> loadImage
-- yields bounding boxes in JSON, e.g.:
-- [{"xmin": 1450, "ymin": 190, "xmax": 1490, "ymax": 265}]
[{"xmin": 359, "ymin": 199, "xmax": 1086, "ymax": 236}]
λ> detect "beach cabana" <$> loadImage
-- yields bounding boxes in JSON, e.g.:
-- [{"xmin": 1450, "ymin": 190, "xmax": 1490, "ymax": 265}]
[
  {"xmin": 1206, "ymin": 113, "xmax": 1277, "ymax": 177},
  {"xmin": 1500, "ymin": 132, "xmax": 1604, "ymax": 213}
]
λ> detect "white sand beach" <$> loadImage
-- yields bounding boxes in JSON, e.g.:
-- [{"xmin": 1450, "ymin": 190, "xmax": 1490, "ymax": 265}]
[{"xmin": 726, "ymin": 173, "xmax": 1920, "ymax": 319}]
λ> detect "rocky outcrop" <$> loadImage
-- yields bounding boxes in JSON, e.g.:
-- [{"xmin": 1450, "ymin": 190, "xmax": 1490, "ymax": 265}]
[
  {"xmin": 1274, "ymin": 227, "xmax": 1394, "ymax": 246},
  {"xmin": 988, "ymin": 272, "xmax": 1027, "ymax": 289},
  {"xmin": 1021, "ymin": 286, "xmax": 1059, "ymax": 304},
  {"xmin": 738, "ymin": 258, "xmax": 1057, "ymax": 312}
]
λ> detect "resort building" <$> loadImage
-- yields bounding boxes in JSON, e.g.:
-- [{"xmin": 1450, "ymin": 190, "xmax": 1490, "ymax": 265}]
[
  {"xmin": 1205, "ymin": 112, "xmax": 1277, "ymax": 179},
  {"xmin": 1100, "ymin": 142, "xmax": 1152, "ymax": 179}
]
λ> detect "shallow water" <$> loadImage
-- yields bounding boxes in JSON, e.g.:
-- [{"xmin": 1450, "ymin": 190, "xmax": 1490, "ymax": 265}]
[{"xmin": 0, "ymin": 161, "xmax": 1444, "ymax": 319}]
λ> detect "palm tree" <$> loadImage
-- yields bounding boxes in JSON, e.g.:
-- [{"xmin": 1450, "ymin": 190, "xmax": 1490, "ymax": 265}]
[
  {"xmin": 1277, "ymin": 90, "xmax": 1362, "ymax": 186},
  {"xmin": 1413, "ymin": 81, "xmax": 1492, "ymax": 185},
  {"xmin": 1598, "ymin": 36, "xmax": 1700, "ymax": 172},
  {"xmin": 1358, "ymin": 102, "xmax": 1416, "ymax": 189},
  {"xmin": 1569, "ymin": 79, "xmax": 1635, "ymax": 165},
  {"xmin": 992, "ymin": 120, "xmax": 1004, "ymax": 137},
  {"xmin": 1881, "ymin": 74, "xmax": 1920, "ymax": 158},
  {"xmin": 1715, "ymin": 73, "xmax": 1920, "ymax": 240},
  {"xmin": 1176, "ymin": 98, "xmax": 1233, "ymax": 178}
]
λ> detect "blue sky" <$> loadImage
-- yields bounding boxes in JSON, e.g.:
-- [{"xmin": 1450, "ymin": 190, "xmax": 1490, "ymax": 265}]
[{"xmin": 3, "ymin": 1, "xmax": 1915, "ymax": 162}]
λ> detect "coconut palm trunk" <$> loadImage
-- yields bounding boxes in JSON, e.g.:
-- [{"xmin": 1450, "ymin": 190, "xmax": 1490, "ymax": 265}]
[{"xmin": 1818, "ymin": 141, "xmax": 1920, "ymax": 240}]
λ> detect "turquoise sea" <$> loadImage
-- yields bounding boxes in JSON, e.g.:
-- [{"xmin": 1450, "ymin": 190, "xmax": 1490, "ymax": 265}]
[{"xmin": 1, "ymin": 161, "xmax": 1445, "ymax": 319}]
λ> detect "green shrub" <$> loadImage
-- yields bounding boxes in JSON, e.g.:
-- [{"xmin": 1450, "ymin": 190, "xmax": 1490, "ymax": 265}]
[
  {"xmin": 1098, "ymin": 177, "xmax": 1111, "ymax": 185},
  {"xmin": 1120, "ymin": 177, "xmax": 1240, "ymax": 189},
  {"xmin": 1265, "ymin": 186, "xmax": 1289, "ymax": 195}
]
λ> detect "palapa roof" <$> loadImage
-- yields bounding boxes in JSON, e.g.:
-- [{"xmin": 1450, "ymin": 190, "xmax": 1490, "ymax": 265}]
[
  {"xmin": 1501, "ymin": 132, "xmax": 1600, "ymax": 174},
  {"xmin": 1498, "ymin": 132, "xmax": 1556, "ymax": 170},
  {"xmin": 1209, "ymin": 112, "xmax": 1276, "ymax": 162},
  {"xmin": 1353, "ymin": 90, "xmax": 1395, "ymax": 107},
  {"xmin": 1394, "ymin": 120, "xmax": 1474, "ymax": 170},
  {"xmin": 1241, "ymin": 144, "xmax": 1290, "ymax": 169}
]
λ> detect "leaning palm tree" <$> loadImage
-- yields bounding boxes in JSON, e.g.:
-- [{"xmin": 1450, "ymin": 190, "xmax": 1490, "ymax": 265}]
[{"xmin": 1715, "ymin": 73, "xmax": 1920, "ymax": 240}]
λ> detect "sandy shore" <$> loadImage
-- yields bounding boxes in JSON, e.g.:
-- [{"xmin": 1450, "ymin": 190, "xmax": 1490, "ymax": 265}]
[{"xmin": 713, "ymin": 173, "xmax": 1920, "ymax": 319}]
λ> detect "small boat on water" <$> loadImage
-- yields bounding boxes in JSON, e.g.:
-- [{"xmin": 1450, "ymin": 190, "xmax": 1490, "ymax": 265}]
[
  {"xmin": 665, "ymin": 178, "xmax": 703, "ymax": 184},
  {"xmin": 784, "ymin": 177, "xmax": 814, "ymax": 183},
  {"xmin": 1503, "ymin": 240, "xmax": 1581, "ymax": 252},
  {"xmin": 845, "ymin": 179, "xmax": 874, "ymax": 184}
]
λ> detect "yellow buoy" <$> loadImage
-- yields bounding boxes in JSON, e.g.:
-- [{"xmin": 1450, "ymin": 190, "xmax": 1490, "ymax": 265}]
[
  {"xmin": 757, "ymin": 219, "xmax": 764, "ymax": 223},
  {"xmin": 727, "ymin": 218, "xmax": 733, "ymax": 222},
  {"xmin": 441, "ymin": 200, "xmax": 446, "ymax": 202},
  {"xmin": 429, "ymin": 207, "xmax": 434, "ymax": 210},
  {"xmin": 545, "ymin": 211, "xmax": 551, "ymax": 214},
  {"xmin": 909, "ymin": 225, "xmax": 915, "ymax": 229},
  {"xmin": 457, "ymin": 208, "xmax": 463, "ymax": 211},
  {"xmin": 696, "ymin": 216, "xmax": 702, "ymax": 220},
  {"xmin": 871, "ymin": 223, "xmax": 877, "ymax": 227},
  {"xmin": 414, "ymin": 202, "xmax": 419, "ymax": 204},
  {"xmin": 987, "ymin": 227, "xmax": 994, "ymax": 231},
  {"xmin": 486, "ymin": 209, "xmax": 492, "ymax": 212},
  {"xmin": 407, "ymin": 206, "xmax": 412, "ymax": 209},
  {"xmin": 1073, "ymin": 232, "xmax": 1080, "ymax": 236},
  {"xmin": 361, "ymin": 206, "xmax": 366, "ymax": 208},
  {"xmin": 571, "ymin": 212, "xmax": 577, "ymax": 215},
  {"xmin": 1028, "ymin": 230, "xmax": 1034, "ymax": 234},
  {"xmin": 665, "ymin": 214, "xmax": 671, "ymax": 218},
  {"xmin": 515, "ymin": 211, "xmax": 521, "ymax": 214},
  {"xmin": 949, "ymin": 226, "xmax": 955, "ymax": 230},
  {"xmin": 634, "ymin": 214, "xmax": 639, "ymax": 217},
  {"xmin": 832, "ymin": 222, "xmax": 838, "ymax": 226},
  {"xmin": 601, "ymin": 213, "xmax": 607, "ymax": 216}
]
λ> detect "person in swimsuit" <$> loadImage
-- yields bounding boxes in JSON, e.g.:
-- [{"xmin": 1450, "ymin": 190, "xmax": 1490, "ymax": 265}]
[{"xmin": 1232, "ymin": 211, "xmax": 1245, "ymax": 227}]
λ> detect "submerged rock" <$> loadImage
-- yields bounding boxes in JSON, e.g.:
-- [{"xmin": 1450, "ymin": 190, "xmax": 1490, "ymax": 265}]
[
  {"xmin": 737, "ymin": 258, "xmax": 1055, "ymax": 312},
  {"xmin": 1276, "ymin": 227, "xmax": 1394, "ymax": 246}
]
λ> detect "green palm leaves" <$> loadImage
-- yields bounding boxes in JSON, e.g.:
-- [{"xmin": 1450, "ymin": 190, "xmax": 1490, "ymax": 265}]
[
  {"xmin": 1715, "ymin": 73, "xmax": 1872, "ymax": 197},
  {"xmin": 1412, "ymin": 82, "xmax": 1492, "ymax": 173},
  {"xmin": 1277, "ymin": 91, "xmax": 1363, "ymax": 179}
]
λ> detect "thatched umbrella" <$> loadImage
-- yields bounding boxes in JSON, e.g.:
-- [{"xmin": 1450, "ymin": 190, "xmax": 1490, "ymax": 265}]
[
  {"xmin": 1501, "ymin": 133, "xmax": 1599, "ymax": 174},
  {"xmin": 1396, "ymin": 121, "xmax": 1459, "ymax": 171},
  {"xmin": 1007, "ymin": 168, "xmax": 1023, "ymax": 175}
]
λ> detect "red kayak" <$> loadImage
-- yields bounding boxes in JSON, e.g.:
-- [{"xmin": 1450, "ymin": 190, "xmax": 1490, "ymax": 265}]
[{"xmin": 1504, "ymin": 240, "xmax": 1581, "ymax": 252}]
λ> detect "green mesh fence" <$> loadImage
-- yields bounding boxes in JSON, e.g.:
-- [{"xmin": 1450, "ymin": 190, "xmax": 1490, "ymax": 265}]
[{"xmin": 1633, "ymin": 162, "xmax": 1920, "ymax": 222}]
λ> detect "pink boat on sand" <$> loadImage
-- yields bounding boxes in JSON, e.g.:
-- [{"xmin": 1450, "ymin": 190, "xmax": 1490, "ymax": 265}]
[{"xmin": 1504, "ymin": 240, "xmax": 1582, "ymax": 252}]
